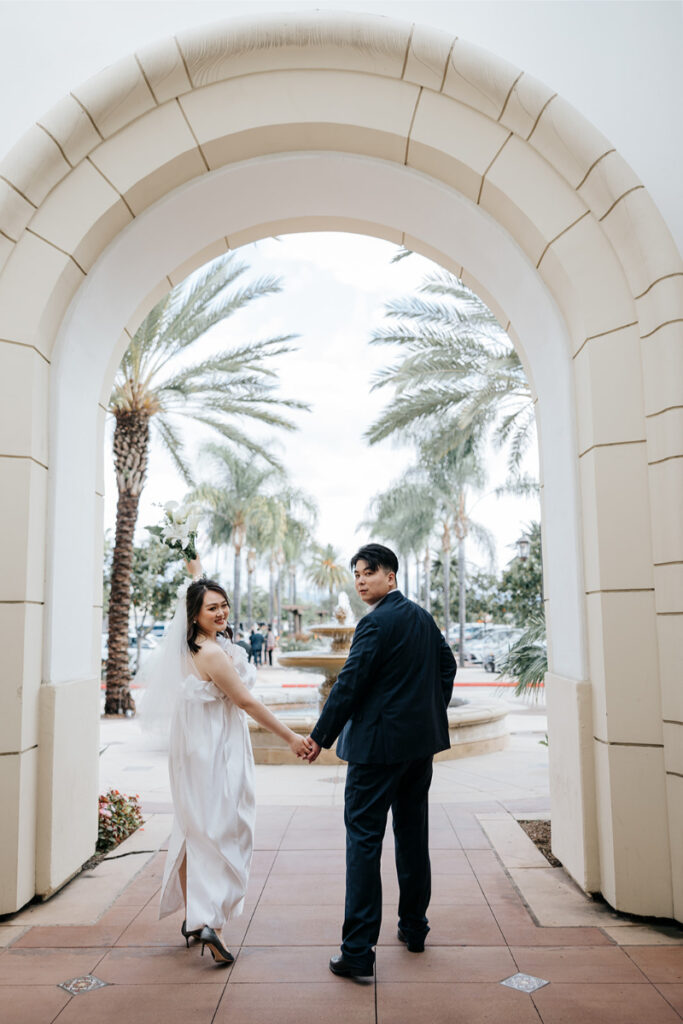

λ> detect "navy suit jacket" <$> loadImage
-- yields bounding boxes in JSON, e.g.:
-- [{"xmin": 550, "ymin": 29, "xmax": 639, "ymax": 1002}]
[{"xmin": 310, "ymin": 590, "xmax": 456, "ymax": 764}]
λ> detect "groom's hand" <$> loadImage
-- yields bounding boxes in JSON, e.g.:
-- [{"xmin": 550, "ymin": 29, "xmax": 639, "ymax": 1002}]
[{"xmin": 305, "ymin": 737, "xmax": 321, "ymax": 764}]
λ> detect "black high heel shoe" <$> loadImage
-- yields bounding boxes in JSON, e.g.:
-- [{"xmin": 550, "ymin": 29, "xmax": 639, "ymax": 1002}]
[
  {"xmin": 181, "ymin": 920, "xmax": 202, "ymax": 948},
  {"xmin": 199, "ymin": 925, "xmax": 235, "ymax": 965}
]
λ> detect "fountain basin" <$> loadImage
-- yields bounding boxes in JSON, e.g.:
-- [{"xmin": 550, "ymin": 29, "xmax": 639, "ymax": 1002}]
[
  {"xmin": 277, "ymin": 653, "xmax": 348, "ymax": 672},
  {"xmin": 249, "ymin": 702, "xmax": 509, "ymax": 765}
]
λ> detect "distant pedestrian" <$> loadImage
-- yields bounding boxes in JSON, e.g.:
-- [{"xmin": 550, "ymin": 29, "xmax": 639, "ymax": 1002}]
[
  {"xmin": 235, "ymin": 631, "xmax": 251, "ymax": 658},
  {"xmin": 249, "ymin": 627, "xmax": 264, "ymax": 666},
  {"xmin": 266, "ymin": 624, "xmax": 276, "ymax": 666}
]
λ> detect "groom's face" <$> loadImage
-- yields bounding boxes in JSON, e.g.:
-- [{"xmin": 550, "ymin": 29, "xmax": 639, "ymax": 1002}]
[{"xmin": 353, "ymin": 559, "xmax": 396, "ymax": 604}]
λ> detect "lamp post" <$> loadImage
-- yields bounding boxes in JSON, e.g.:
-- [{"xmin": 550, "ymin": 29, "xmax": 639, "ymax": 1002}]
[{"xmin": 515, "ymin": 533, "xmax": 531, "ymax": 562}]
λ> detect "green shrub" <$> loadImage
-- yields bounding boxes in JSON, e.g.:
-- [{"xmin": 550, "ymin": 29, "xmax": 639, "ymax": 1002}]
[
  {"xmin": 97, "ymin": 789, "xmax": 144, "ymax": 853},
  {"xmin": 497, "ymin": 613, "xmax": 547, "ymax": 699}
]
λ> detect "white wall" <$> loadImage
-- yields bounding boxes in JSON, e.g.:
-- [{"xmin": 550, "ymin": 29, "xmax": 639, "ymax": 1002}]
[{"xmin": 1, "ymin": 0, "xmax": 681, "ymax": 251}]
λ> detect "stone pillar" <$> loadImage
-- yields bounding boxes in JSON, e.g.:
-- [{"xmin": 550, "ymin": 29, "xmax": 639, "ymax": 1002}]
[{"xmin": 0, "ymin": 341, "xmax": 48, "ymax": 912}]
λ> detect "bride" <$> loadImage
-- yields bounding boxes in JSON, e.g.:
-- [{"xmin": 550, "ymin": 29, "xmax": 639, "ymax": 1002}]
[{"xmin": 142, "ymin": 559, "xmax": 311, "ymax": 965}]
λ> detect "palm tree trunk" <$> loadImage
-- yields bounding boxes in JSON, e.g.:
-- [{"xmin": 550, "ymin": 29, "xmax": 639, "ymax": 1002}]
[
  {"xmin": 424, "ymin": 545, "xmax": 431, "ymax": 613},
  {"xmin": 288, "ymin": 565, "xmax": 297, "ymax": 632},
  {"xmin": 442, "ymin": 525, "xmax": 451, "ymax": 639},
  {"xmin": 329, "ymin": 584, "xmax": 334, "ymax": 616},
  {"xmin": 276, "ymin": 565, "xmax": 283, "ymax": 630},
  {"xmin": 233, "ymin": 546, "xmax": 242, "ymax": 634},
  {"xmin": 402, "ymin": 552, "xmax": 410, "ymax": 600},
  {"xmin": 105, "ymin": 410, "xmax": 150, "ymax": 715},
  {"xmin": 268, "ymin": 556, "xmax": 276, "ymax": 623},
  {"xmin": 458, "ymin": 537, "xmax": 466, "ymax": 662},
  {"xmin": 247, "ymin": 570, "xmax": 253, "ymax": 626},
  {"xmin": 247, "ymin": 549, "xmax": 255, "ymax": 626}
]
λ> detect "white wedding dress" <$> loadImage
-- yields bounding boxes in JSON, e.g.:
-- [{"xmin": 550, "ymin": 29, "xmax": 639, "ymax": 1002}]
[{"xmin": 140, "ymin": 586, "xmax": 256, "ymax": 932}]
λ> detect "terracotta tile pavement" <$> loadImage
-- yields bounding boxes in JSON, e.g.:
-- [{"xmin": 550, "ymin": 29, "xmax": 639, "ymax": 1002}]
[{"xmin": 2, "ymin": 802, "xmax": 682, "ymax": 1024}]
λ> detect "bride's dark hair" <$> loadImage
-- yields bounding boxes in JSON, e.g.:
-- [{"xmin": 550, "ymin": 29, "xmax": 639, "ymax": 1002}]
[{"xmin": 186, "ymin": 577, "xmax": 233, "ymax": 652}]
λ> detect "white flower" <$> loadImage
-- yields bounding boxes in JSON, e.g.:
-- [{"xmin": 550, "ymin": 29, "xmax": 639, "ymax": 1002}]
[
  {"xmin": 162, "ymin": 522, "xmax": 186, "ymax": 543},
  {"xmin": 186, "ymin": 513, "xmax": 200, "ymax": 533},
  {"xmin": 164, "ymin": 500, "xmax": 179, "ymax": 514}
]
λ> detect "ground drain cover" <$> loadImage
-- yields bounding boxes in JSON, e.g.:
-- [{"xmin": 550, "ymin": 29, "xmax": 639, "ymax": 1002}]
[
  {"xmin": 58, "ymin": 975, "xmax": 109, "ymax": 995},
  {"xmin": 500, "ymin": 972, "xmax": 549, "ymax": 993}
]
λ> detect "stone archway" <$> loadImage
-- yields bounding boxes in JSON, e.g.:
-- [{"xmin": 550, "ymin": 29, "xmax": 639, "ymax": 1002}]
[{"xmin": 0, "ymin": 11, "xmax": 680, "ymax": 921}]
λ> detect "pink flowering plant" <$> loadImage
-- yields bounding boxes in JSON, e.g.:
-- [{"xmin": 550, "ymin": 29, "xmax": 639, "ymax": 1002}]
[{"xmin": 97, "ymin": 789, "xmax": 144, "ymax": 853}]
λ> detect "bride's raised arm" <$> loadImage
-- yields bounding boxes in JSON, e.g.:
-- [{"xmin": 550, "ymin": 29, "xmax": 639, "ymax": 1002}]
[{"xmin": 185, "ymin": 556, "xmax": 203, "ymax": 579}]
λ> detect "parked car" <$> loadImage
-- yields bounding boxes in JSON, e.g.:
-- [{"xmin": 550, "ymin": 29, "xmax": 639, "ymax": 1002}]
[
  {"xmin": 447, "ymin": 622, "xmax": 494, "ymax": 645},
  {"xmin": 452, "ymin": 627, "xmax": 522, "ymax": 669},
  {"xmin": 471, "ymin": 629, "xmax": 524, "ymax": 672},
  {"xmin": 101, "ymin": 633, "xmax": 158, "ymax": 673}
]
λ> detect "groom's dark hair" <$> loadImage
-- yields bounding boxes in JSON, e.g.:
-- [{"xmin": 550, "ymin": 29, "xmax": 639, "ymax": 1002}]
[{"xmin": 350, "ymin": 544, "xmax": 399, "ymax": 575}]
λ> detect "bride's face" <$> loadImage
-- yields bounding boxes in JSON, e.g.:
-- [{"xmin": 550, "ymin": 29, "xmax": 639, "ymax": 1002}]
[{"xmin": 196, "ymin": 590, "xmax": 230, "ymax": 637}]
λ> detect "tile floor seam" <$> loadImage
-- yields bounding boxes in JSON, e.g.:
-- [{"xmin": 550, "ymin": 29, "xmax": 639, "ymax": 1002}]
[
  {"xmin": 653, "ymin": 981, "xmax": 683, "ymax": 1021},
  {"xmin": 462, "ymin": 845, "xmax": 511, "ymax": 950},
  {"xmin": 48, "ymin": 985, "xmax": 75, "ymax": 1024},
  {"xmin": 527, "ymin": 986, "xmax": 546, "ymax": 1022},
  {"xmin": 622, "ymin": 943, "xmax": 682, "ymax": 988},
  {"xmin": 222, "ymin": 805, "xmax": 298, "ymax": 999}
]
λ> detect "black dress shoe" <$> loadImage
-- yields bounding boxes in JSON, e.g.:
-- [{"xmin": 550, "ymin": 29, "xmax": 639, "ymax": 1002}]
[
  {"xmin": 329, "ymin": 954, "xmax": 373, "ymax": 977},
  {"xmin": 397, "ymin": 928, "xmax": 425, "ymax": 953}
]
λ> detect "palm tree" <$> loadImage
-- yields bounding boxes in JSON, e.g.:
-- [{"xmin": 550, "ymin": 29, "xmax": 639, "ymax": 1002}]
[
  {"xmin": 363, "ymin": 477, "xmax": 436, "ymax": 607},
  {"xmin": 423, "ymin": 443, "xmax": 496, "ymax": 652},
  {"xmin": 247, "ymin": 493, "xmax": 287, "ymax": 626},
  {"xmin": 307, "ymin": 544, "xmax": 348, "ymax": 615},
  {"xmin": 190, "ymin": 445, "xmax": 277, "ymax": 632},
  {"xmin": 105, "ymin": 253, "xmax": 307, "ymax": 715},
  {"xmin": 245, "ymin": 547, "xmax": 257, "ymax": 626},
  {"xmin": 365, "ymin": 269, "xmax": 534, "ymax": 475},
  {"xmin": 280, "ymin": 489, "xmax": 318, "ymax": 627}
]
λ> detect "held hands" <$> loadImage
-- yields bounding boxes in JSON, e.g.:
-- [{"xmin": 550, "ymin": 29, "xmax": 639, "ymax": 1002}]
[
  {"xmin": 304, "ymin": 736, "xmax": 321, "ymax": 764},
  {"xmin": 288, "ymin": 733, "xmax": 321, "ymax": 763},
  {"xmin": 289, "ymin": 733, "xmax": 314, "ymax": 760}
]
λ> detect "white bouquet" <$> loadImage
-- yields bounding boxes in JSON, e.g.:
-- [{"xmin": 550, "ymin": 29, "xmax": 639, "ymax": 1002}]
[{"xmin": 146, "ymin": 502, "xmax": 200, "ymax": 560}]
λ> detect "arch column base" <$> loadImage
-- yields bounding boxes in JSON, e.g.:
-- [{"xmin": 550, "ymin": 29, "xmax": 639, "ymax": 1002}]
[
  {"xmin": 546, "ymin": 673, "xmax": 600, "ymax": 892},
  {"xmin": 35, "ymin": 679, "xmax": 99, "ymax": 899},
  {"xmin": 0, "ymin": 748, "xmax": 38, "ymax": 914}
]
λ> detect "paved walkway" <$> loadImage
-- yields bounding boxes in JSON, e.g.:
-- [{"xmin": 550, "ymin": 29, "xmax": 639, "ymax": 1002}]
[{"xmin": 2, "ymin": 676, "xmax": 683, "ymax": 1023}]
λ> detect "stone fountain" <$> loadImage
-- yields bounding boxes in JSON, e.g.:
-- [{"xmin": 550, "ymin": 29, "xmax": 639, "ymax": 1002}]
[
  {"xmin": 248, "ymin": 591, "xmax": 509, "ymax": 765},
  {"xmin": 277, "ymin": 592, "xmax": 356, "ymax": 708}
]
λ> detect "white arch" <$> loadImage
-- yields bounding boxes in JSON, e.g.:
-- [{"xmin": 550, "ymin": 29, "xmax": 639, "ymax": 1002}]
[
  {"xmin": 47, "ymin": 151, "xmax": 584, "ymax": 684},
  {"xmin": 1, "ymin": 8, "xmax": 680, "ymax": 919}
]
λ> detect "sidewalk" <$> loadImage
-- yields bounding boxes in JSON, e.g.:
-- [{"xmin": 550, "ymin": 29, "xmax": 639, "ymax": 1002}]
[{"xmin": 2, "ymin": 678, "xmax": 682, "ymax": 1023}]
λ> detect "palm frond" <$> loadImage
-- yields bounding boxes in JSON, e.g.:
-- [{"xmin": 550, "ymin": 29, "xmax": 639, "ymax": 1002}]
[
  {"xmin": 497, "ymin": 613, "xmax": 547, "ymax": 698},
  {"xmin": 189, "ymin": 415, "xmax": 284, "ymax": 469},
  {"xmin": 153, "ymin": 416, "xmax": 194, "ymax": 485},
  {"xmin": 494, "ymin": 473, "xmax": 541, "ymax": 500},
  {"xmin": 366, "ymin": 268, "xmax": 534, "ymax": 472}
]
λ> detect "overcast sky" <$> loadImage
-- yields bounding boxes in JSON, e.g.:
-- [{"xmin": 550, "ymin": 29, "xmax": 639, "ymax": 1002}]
[{"xmin": 103, "ymin": 232, "xmax": 540, "ymax": 586}]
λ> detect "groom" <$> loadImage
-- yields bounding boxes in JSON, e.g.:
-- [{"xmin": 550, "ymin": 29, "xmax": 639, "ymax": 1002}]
[{"xmin": 306, "ymin": 543, "xmax": 456, "ymax": 977}]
